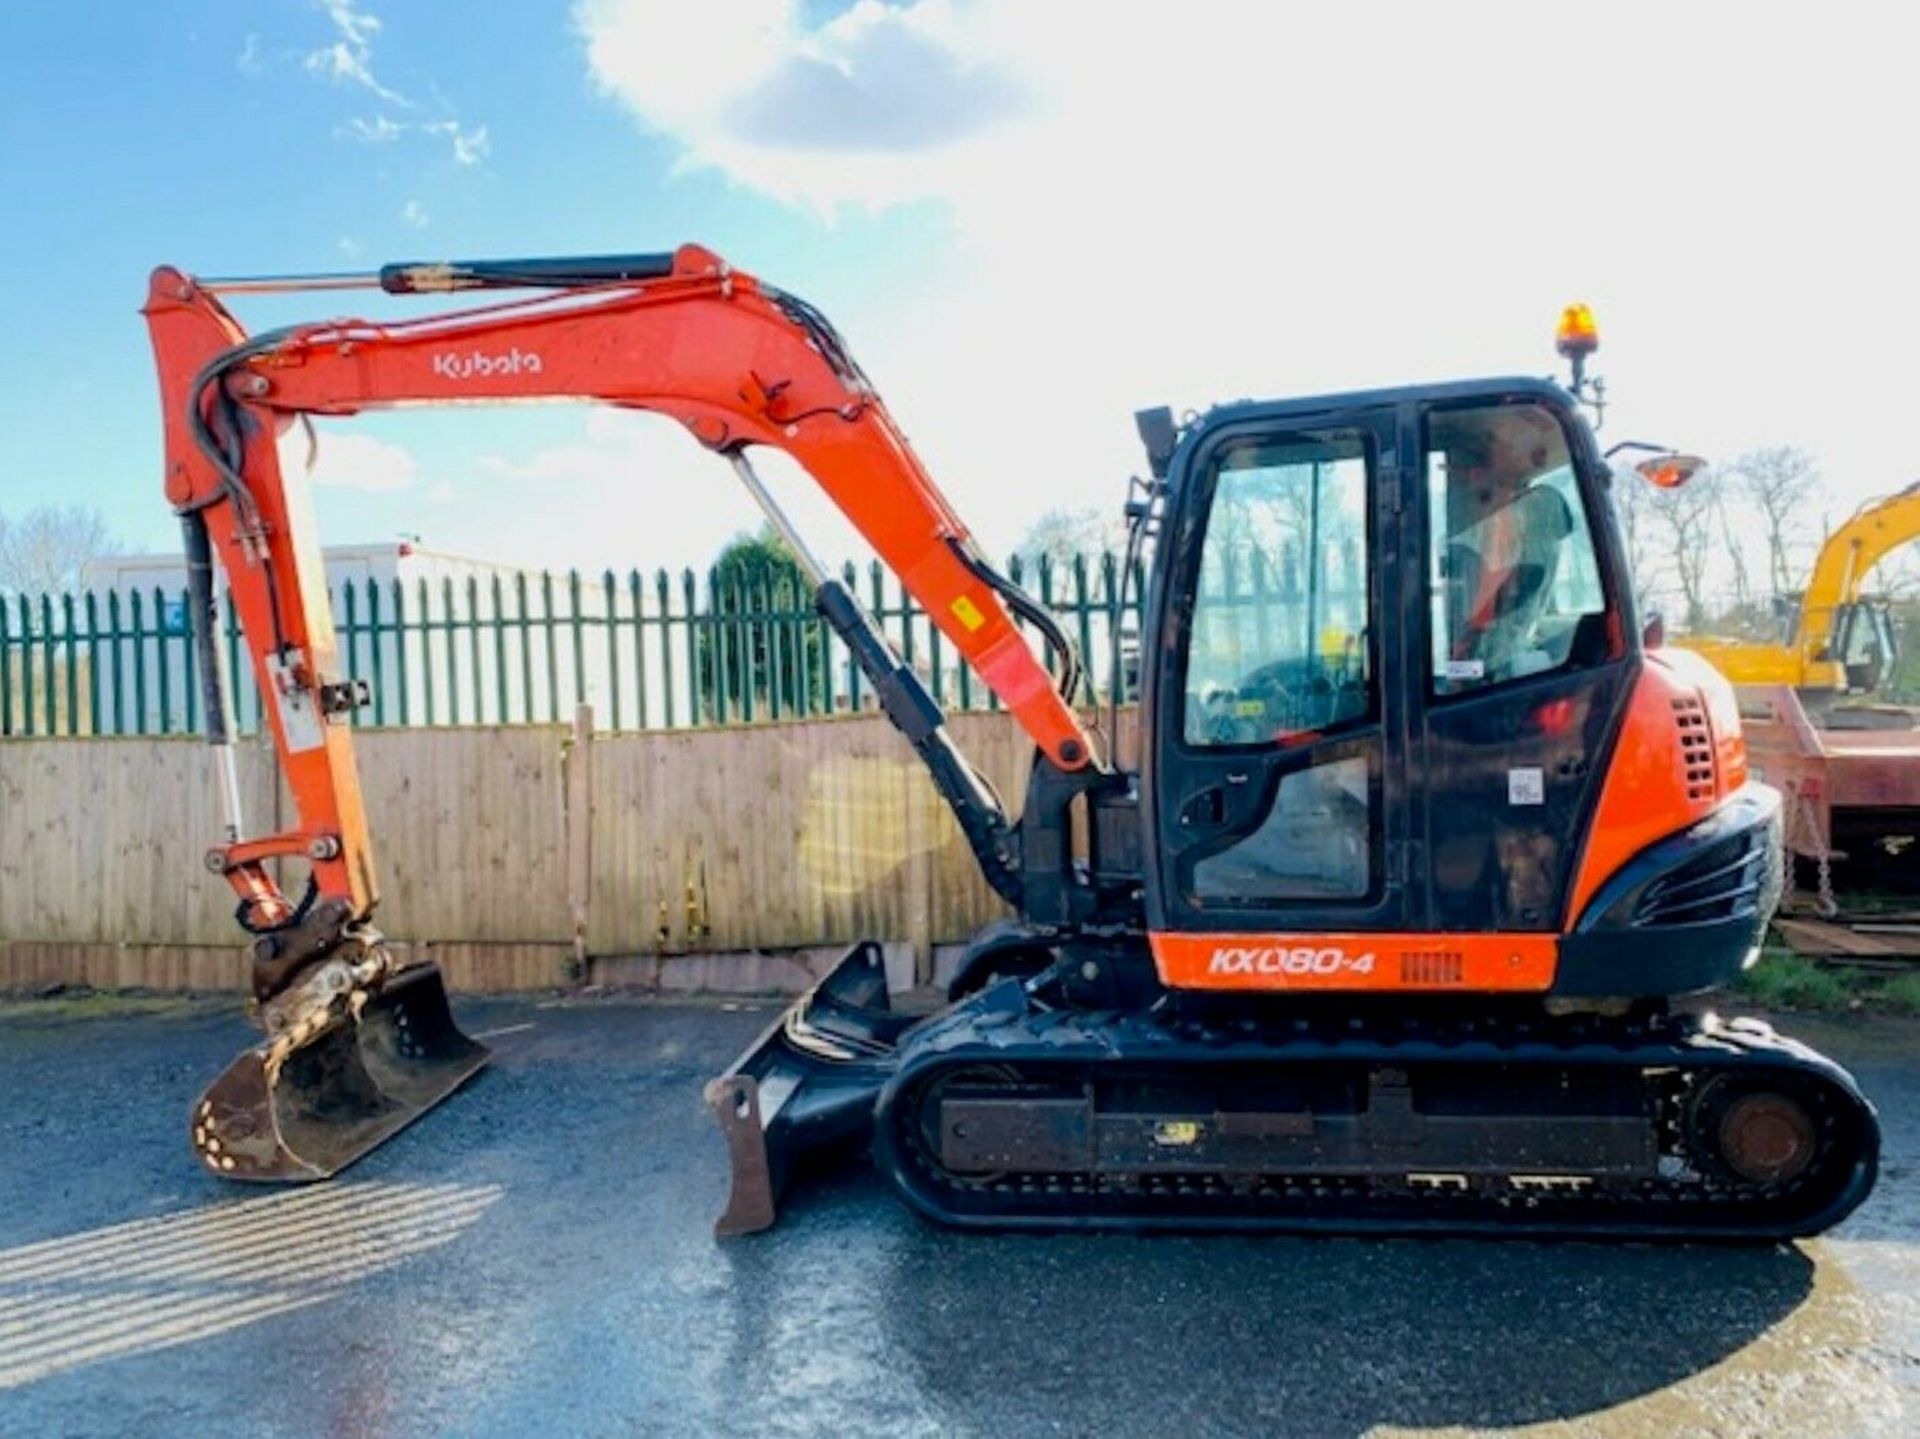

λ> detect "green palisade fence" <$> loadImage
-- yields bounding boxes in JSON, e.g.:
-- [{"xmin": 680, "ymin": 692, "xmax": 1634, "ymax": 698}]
[{"xmin": 0, "ymin": 554, "xmax": 1151, "ymax": 739}]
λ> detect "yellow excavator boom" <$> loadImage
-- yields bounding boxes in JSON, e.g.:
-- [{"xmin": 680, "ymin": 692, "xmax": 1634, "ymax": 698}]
[{"xmin": 1681, "ymin": 482, "xmax": 1920, "ymax": 691}]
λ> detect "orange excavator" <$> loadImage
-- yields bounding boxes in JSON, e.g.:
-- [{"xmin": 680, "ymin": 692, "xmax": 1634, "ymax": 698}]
[{"xmin": 145, "ymin": 252, "xmax": 1878, "ymax": 1238}]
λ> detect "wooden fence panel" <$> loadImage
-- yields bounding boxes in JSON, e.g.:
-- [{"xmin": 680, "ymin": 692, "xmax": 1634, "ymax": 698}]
[
  {"xmin": 0, "ymin": 736, "xmax": 276, "ymax": 946},
  {"xmin": 347, "ymin": 725, "xmax": 573, "ymax": 945},
  {"xmin": 587, "ymin": 711, "xmax": 1043, "ymax": 958},
  {"xmin": 3, "ymin": 706, "xmax": 1140, "ymax": 990}
]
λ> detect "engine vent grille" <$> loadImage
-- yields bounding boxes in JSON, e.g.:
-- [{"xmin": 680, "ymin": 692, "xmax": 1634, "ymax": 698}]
[
  {"xmin": 1401, "ymin": 950, "xmax": 1465, "ymax": 985},
  {"xmin": 1633, "ymin": 826, "xmax": 1771, "ymax": 927},
  {"xmin": 1671, "ymin": 695, "xmax": 1716, "ymax": 800}
]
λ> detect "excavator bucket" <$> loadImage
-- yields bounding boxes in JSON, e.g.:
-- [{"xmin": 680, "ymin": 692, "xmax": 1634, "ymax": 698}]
[
  {"xmin": 706, "ymin": 942, "xmax": 915, "ymax": 1236},
  {"xmin": 190, "ymin": 962, "xmax": 490, "ymax": 1182}
]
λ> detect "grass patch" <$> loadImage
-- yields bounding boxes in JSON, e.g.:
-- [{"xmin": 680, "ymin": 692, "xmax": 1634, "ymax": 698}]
[
  {"xmin": 1731, "ymin": 945, "xmax": 1920, "ymax": 1015},
  {"xmin": 1732, "ymin": 950, "xmax": 1855, "ymax": 1010},
  {"xmin": 1880, "ymin": 972, "xmax": 1920, "ymax": 1017},
  {"xmin": 0, "ymin": 988, "xmax": 209, "ymax": 1023}
]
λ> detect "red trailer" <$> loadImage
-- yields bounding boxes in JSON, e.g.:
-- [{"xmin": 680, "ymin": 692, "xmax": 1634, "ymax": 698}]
[{"xmin": 1744, "ymin": 685, "xmax": 1920, "ymax": 953}]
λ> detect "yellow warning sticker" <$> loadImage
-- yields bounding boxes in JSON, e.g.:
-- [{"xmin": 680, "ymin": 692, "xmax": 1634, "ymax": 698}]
[{"xmin": 950, "ymin": 596, "xmax": 987, "ymax": 632}]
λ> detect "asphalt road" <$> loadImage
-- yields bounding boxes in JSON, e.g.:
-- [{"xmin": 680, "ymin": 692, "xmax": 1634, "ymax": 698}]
[{"xmin": 0, "ymin": 993, "xmax": 1915, "ymax": 1438}]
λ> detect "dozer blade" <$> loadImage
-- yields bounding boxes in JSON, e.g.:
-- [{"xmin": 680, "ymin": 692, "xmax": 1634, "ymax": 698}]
[
  {"xmin": 190, "ymin": 962, "xmax": 490, "ymax": 1182},
  {"xmin": 706, "ymin": 941, "xmax": 916, "ymax": 1236}
]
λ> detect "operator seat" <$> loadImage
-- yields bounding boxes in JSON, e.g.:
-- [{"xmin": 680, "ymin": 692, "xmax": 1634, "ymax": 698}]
[{"xmin": 1451, "ymin": 484, "xmax": 1574, "ymax": 680}]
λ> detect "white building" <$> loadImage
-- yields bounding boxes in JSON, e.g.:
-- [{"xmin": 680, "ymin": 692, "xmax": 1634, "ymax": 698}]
[{"xmin": 84, "ymin": 540, "xmax": 525, "ymax": 607}]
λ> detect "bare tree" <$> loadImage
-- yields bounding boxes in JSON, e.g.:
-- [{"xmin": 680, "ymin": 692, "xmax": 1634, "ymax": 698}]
[
  {"xmin": 1708, "ymin": 484, "xmax": 1757, "ymax": 624},
  {"xmin": 1016, "ymin": 506, "xmax": 1128, "ymax": 568},
  {"xmin": 1726, "ymin": 446, "xmax": 1819, "ymax": 595},
  {"xmin": 1610, "ymin": 467, "xmax": 1665, "ymax": 605},
  {"xmin": 1648, "ymin": 468, "xmax": 1724, "ymax": 630},
  {"xmin": 0, "ymin": 505, "xmax": 122, "ymax": 595},
  {"xmin": 1875, "ymin": 548, "xmax": 1920, "ymax": 602}
]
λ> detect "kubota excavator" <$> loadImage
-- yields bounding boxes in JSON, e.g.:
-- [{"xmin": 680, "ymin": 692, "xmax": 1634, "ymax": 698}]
[{"xmin": 145, "ymin": 250, "xmax": 1878, "ymax": 1239}]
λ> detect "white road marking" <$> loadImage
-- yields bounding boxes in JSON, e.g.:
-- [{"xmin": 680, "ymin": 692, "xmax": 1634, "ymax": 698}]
[
  {"xmin": 0, "ymin": 1180, "xmax": 502, "ymax": 1392},
  {"xmin": 471, "ymin": 1022, "xmax": 538, "ymax": 1040}
]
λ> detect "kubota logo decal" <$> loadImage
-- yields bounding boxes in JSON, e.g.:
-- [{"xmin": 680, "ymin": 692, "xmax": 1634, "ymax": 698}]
[
  {"xmin": 431, "ymin": 348, "xmax": 544, "ymax": 380},
  {"xmin": 1207, "ymin": 945, "xmax": 1376, "ymax": 977}
]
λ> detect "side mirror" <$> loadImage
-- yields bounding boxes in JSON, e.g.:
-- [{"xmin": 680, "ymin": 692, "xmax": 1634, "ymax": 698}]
[
  {"xmin": 1635, "ymin": 454, "xmax": 1707, "ymax": 490},
  {"xmin": 1643, "ymin": 612, "xmax": 1666, "ymax": 648},
  {"xmin": 1134, "ymin": 407, "xmax": 1177, "ymax": 481}
]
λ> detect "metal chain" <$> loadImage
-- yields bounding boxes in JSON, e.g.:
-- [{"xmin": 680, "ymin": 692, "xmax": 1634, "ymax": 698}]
[
  {"xmin": 1781, "ymin": 809, "xmax": 1797, "ymax": 911},
  {"xmin": 1782, "ymin": 784, "xmax": 1838, "ymax": 919}
]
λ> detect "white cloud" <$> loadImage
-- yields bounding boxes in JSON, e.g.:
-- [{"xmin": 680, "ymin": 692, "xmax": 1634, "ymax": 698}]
[
  {"xmin": 401, "ymin": 198, "xmax": 429, "ymax": 229},
  {"xmin": 342, "ymin": 114, "xmax": 403, "ymax": 143},
  {"xmin": 468, "ymin": 410, "xmax": 820, "ymax": 573},
  {"xmin": 304, "ymin": 0, "xmax": 409, "ymax": 106},
  {"xmin": 322, "ymin": 0, "xmax": 379, "ymax": 49},
  {"xmin": 337, "ymin": 236, "xmax": 363, "ymax": 258},
  {"xmin": 578, "ymin": 0, "xmax": 1024, "ymax": 210},
  {"xmin": 306, "ymin": 430, "xmax": 419, "ymax": 493},
  {"xmin": 236, "ymin": 33, "xmax": 264, "ymax": 75},
  {"xmin": 342, "ymin": 115, "xmax": 487, "ymax": 166},
  {"xmin": 298, "ymin": 1, "xmax": 490, "ymax": 166},
  {"xmin": 424, "ymin": 119, "xmax": 490, "ymax": 165},
  {"xmin": 577, "ymin": 0, "xmax": 1920, "ymax": 560}
]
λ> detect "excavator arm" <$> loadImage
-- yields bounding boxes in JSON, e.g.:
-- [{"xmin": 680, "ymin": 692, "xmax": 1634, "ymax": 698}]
[
  {"xmin": 1796, "ymin": 481, "xmax": 1920, "ymax": 672},
  {"xmin": 143, "ymin": 244, "xmax": 1098, "ymax": 1181},
  {"xmin": 146, "ymin": 244, "xmax": 1094, "ymax": 949},
  {"xmin": 1678, "ymin": 482, "xmax": 1920, "ymax": 692}
]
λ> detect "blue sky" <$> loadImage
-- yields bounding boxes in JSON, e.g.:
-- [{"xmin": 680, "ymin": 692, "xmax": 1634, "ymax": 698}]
[
  {"xmin": 0, "ymin": 1, "xmax": 954, "ymax": 570},
  {"xmin": 3, "ymin": 2, "xmax": 1914, "ymax": 588}
]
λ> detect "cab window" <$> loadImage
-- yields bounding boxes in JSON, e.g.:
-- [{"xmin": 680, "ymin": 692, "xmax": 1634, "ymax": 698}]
[
  {"xmin": 1426, "ymin": 402, "xmax": 1609, "ymax": 696},
  {"xmin": 1183, "ymin": 432, "xmax": 1374, "ymax": 745}
]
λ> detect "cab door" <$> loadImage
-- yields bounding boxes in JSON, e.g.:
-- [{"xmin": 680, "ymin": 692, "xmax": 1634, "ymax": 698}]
[
  {"xmin": 1142, "ymin": 402, "xmax": 1413, "ymax": 950},
  {"xmin": 1409, "ymin": 391, "xmax": 1633, "ymax": 933}
]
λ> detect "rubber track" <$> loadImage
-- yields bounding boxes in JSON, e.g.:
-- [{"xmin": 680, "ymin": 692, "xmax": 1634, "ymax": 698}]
[{"xmin": 870, "ymin": 991, "xmax": 1880, "ymax": 1240}]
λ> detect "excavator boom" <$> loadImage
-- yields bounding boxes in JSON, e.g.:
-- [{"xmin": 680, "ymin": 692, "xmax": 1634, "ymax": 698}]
[
  {"xmin": 145, "ymin": 244, "xmax": 1095, "ymax": 1180},
  {"xmin": 1682, "ymin": 481, "xmax": 1920, "ymax": 691}
]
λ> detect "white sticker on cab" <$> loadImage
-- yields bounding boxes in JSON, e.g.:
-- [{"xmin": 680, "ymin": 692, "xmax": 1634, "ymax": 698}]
[{"xmin": 1508, "ymin": 767, "xmax": 1546, "ymax": 806}]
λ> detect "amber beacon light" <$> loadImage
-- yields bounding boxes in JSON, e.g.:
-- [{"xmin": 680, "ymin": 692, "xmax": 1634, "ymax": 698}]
[{"xmin": 1555, "ymin": 302, "xmax": 1600, "ymax": 359}]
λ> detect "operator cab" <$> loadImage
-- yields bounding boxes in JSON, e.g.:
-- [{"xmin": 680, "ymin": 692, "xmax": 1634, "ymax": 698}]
[
  {"xmin": 1829, "ymin": 599, "xmax": 1900, "ymax": 695},
  {"xmin": 1139, "ymin": 377, "xmax": 1634, "ymax": 942}
]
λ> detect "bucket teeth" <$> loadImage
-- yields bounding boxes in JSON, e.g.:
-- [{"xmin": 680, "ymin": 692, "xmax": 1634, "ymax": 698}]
[{"xmin": 190, "ymin": 962, "xmax": 489, "ymax": 1183}]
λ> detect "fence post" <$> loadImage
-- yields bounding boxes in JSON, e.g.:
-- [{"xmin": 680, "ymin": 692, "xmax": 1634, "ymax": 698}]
[
  {"xmin": 0, "ymin": 600, "xmax": 11, "ymax": 736},
  {"xmin": 604, "ymin": 570, "xmax": 622, "ymax": 731},
  {"xmin": 63, "ymin": 593, "xmax": 80, "ymax": 735},
  {"xmin": 443, "ymin": 575, "xmax": 460, "ymax": 725},
  {"xmin": 629, "ymin": 570, "xmax": 648, "ymax": 729},
  {"xmin": 564, "ymin": 702, "xmax": 595, "ymax": 985}
]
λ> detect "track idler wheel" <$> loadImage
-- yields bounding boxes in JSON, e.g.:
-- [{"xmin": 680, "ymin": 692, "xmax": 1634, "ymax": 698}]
[
  {"xmin": 190, "ymin": 959, "xmax": 490, "ymax": 1182},
  {"xmin": 1685, "ymin": 1074, "xmax": 1820, "ymax": 1188}
]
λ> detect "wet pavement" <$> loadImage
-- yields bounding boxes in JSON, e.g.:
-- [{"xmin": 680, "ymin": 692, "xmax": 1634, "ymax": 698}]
[{"xmin": 0, "ymin": 993, "xmax": 1914, "ymax": 1438}]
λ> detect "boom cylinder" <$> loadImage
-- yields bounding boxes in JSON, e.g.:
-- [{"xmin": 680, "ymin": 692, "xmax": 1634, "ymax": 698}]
[
  {"xmin": 815, "ymin": 579, "xmax": 1023, "ymax": 906},
  {"xmin": 182, "ymin": 512, "xmax": 243, "ymax": 841},
  {"xmin": 724, "ymin": 450, "xmax": 1022, "ymax": 905}
]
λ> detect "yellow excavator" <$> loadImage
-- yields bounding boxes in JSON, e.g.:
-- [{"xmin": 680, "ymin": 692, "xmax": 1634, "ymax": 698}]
[
  {"xmin": 1681, "ymin": 483, "xmax": 1920, "ymax": 706},
  {"xmin": 1681, "ymin": 485, "xmax": 1920, "ymax": 919}
]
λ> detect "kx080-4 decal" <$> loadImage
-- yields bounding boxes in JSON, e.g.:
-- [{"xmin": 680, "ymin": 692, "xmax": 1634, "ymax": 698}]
[{"xmin": 1207, "ymin": 946, "xmax": 1376, "ymax": 977}]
